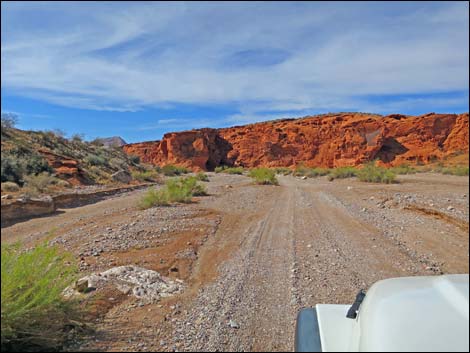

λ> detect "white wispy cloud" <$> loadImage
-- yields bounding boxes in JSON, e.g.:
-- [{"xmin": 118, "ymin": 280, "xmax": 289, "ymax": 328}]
[{"xmin": 1, "ymin": 1, "xmax": 468, "ymax": 117}]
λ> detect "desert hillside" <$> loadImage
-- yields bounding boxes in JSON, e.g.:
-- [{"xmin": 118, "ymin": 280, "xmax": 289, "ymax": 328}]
[
  {"xmin": 123, "ymin": 112, "xmax": 469, "ymax": 170},
  {"xmin": 1, "ymin": 127, "xmax": 140, "ymax": 187}
]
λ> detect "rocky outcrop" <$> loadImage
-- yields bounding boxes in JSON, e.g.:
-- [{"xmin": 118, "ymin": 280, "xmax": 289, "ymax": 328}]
[
  {"xmin": 38, "ymin": 149, "xmax": 90, "ymax": 185},
  {"xmin": 111, "ymin": 170, "xmax": 132, "ymax": 184},
  {"xmin": 123, "ymin": 113, "xmax": 469, "ymax": 170}
]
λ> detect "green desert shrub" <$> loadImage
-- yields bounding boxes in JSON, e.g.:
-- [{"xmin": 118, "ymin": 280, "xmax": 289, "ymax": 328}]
[
  {"xmin": 85, "ymin": 154, "xmax": 107, "ymax": 167},
  {"xmin": 390, "ymin": 164, "xmax": 417, "ymax": 175},
  {"xmin": 294, "ymin": 165, "xmax": 330, "ymax": 178},
  {"xmin": 356, "ymin": 163, "xmax": 397, "ymax": 184},
  {"xmin": 223, "ymin": 167, "xmax": 244, "ymax": 175},
  {"xmin": 273, "ymin": 167, "xmax": 292, "ymax": 175},
  {"xmin": 1, "ymin": 156, "xmax": 23, "ymax": 183},
  {"xmin": 1, "ymin": 153, "xmax": 52, "ymax": 184},
  {"xmin": 23, "ymin": 172, "xmax": 60, "ymax": 193},
  {"xmin": 196, "ymin": 172, "xmax": 209, "ymax": 182},
  {"xmin": 131, "ymin": 170, "xmax": 161, "ymax": 182},
  {"xmin": 214, "ymin": 166, "xmax": 244, "ymax": 174},
  {"xmin": 138, "ymin": 176, "xmax": 207, "ymax": 209},
  {"xmin": 1, "ymin": 242, "xmax": 83, "ymax": 352},
  {"xmin": 138, "ymin": 187, "xmax": 170, "ymax": 208},
  {"xmin": 249, "ymin": 168, "xmax": 279, "ymax": 185},
  {"xmin": 160, "ymin": 164, "xmax": 190, "ymax": 176},
  {"xmin": 435, "ymin": 165, "xmax": 469, "ymax": 176},
  {"xmin": 1, "ymin": 181, "xmax": 20, "ymax": 192},
  {"xmin": 328, "ymin": 166, "xmax": 358, "ymax": 180}
]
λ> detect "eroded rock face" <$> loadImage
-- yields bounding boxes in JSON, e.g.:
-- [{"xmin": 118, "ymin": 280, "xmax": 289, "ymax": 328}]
[
  {"xmin": 123, "ymin": 113, "xmax": 469, "ymax": 170},
  {"xmin": 38, "ymin": 149, "xmax": 89, "ymax": 185}
]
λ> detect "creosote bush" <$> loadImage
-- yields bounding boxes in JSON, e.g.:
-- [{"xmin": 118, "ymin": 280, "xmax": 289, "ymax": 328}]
[
  {"xmin": 328, "ymin": 166, "xmax": 358, "ymax": 180},
  {"xmin": 1, "ymin": 181, "xmax": 20, "ymax": 192},
  {"xmin": 196, "ymin": 172, "xmax": 209, "ymax": 181},
  {"xmin": 131, "ymin": 170, "xmax": 161, "ymax": 182},
  {"xmin": 160, "ymin": 165, "xmax": 190, "ymax": 176},
  {"xmin": 138, "ymin": 176, "xmax": 207, "ymax": 209},
  {"xmin": 214, "ymin": 166, "xmax": 244, "ymax": 174},
  {"xmin": 356, "ymin": 163, "xmax": 397, "ymax": 184},
  {"xmin": 249, "ymin": 168, "xmax": 279, "ymax": 185}
]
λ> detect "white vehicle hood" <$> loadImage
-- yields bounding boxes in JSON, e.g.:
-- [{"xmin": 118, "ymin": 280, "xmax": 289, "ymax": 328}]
[{"xmin": 317, "ymin": 274, "xmax": 469, "ymax": 352}]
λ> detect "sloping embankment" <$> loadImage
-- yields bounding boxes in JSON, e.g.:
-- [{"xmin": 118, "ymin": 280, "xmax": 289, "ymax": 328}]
[{"xmin": 1, "ymin": 183, "xmax": 154, "ymax": 227}]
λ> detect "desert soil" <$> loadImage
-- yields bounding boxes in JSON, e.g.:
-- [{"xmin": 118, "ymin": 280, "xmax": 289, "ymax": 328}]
[{"xmin": 1, "ymin": 173, "xmax": 468, "ymax": 352}]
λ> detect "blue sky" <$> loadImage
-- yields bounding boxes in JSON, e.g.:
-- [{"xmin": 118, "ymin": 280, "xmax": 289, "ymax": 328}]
[{"xmin": 1, "ymin": 1, "xmax": 469, "ymax": 143}]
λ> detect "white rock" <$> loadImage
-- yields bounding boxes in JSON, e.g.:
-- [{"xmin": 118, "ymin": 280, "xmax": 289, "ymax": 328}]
[{"xmin": 229, "ymin": 320, "xmax": 240, "ymax": 329}]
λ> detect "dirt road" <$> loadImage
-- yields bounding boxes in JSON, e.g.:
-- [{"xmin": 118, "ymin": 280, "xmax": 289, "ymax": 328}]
[{"xmin": 2, "ymin": 173, "xmax": 468, "ymax": 352}]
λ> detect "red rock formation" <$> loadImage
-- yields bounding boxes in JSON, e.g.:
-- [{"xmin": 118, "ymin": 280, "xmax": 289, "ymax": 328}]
[
  {"xmin": 38, "ymin": 149, "xmax": 89, "ymax": 185},
  {"xmin": 123, "ymin": 112, "xmax": 469, "ymax": 170}
]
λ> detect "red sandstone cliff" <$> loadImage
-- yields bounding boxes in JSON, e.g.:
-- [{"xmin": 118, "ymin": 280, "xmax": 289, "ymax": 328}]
[{"xmin": 123, "ymin": 112, "xmax": 469, "ymax": 171}]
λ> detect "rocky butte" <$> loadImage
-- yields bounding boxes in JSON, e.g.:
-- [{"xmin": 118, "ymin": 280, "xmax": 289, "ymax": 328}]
[{"xmin": 123, "ymin": 112, "xmax": 469, "ymax": 171}]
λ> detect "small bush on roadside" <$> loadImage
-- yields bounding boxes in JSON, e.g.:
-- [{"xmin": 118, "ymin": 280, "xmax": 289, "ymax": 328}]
[
  {"xmin": 1, "ymin": 242, "xmax": 84, "ymax": 352},
  {"xmin": 1, "ymin": 181, "xmax": 20, "ymax": 192},
  {"xmin": 181, "ymin": 176, "xmax": 208, "ymax": 196},
  {"xmin": 196, "ymin": 172, "xmax": 209, "ymax": 181},
  {"xmin": 223, "ymin": 167, "xmax": 244, "ymax": 175},
  {"xmin": 138, "ymin": 187, "xmax": 170, "ymax": 208},
  {"xmin": 357, "ymin": 163, "xmax": 397, "ymax": 184},
  {"xmin": 138, "ymin": 176, "xmax": 207, "ymax": 209},
  {"xmin": 249, "ymin": 168, "xmax": 279, "ymax": 185},
  {"xmin": 435, "ymin": 165, "xmax": 469, "ymax": 176},
  {"xmin": 273, "ymin": 167, "xmax": 292, "ymax": 175},
  {"xmin": 160, "ymin": 164, "xmax": 190, "ymax": 176},
  {"xmin": 214, "ymin": 166, "xmax": 244, "ymax": 174},
  {"xmin": 328, "ymin": 166, "xmax": 358, "ymax": 180},
  {"xmin": 131, "ymin": 170, "xmax": 161, "ymax": 182},
  {"xmin": 294, "ymin": 166, "xmax": 330, "ymax": 178},
  {"xmin": 390, "ymin": 164, "xmax": 417, "ymax": 175}
]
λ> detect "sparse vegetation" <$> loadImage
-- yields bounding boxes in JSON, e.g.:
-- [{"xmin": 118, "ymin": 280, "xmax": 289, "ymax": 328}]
[
  {"xmin": 273, "ymin": 167, "xmax": 292, "ymax": 175},
  {"xmin": 129, "ymin": 155, "xmax": 140, "ymax": 165},
  {"xmin": 390, "ymin": 164, "xmax": 417, "ymax": 175},
  {"xmin": 23, "ymin": 172, "xmax": 62, "ymax": 194},
  {"xmin": 435, "ymin": 165, "xmax": 469, "ymax": 176},
  {"xmin": 160, "ymin": 164, "xmax": 190, "ymax": 176},
  {"xmin": 294, "ymin": 165, "xmax": 330, "ymax": 178},
  {"xmin": 131, "ymin": 170, "xmax": 161, "ymax": 182},
  {"xmin": 1, "ymin": 153, "xmax": 53, "ymax": 184},
  {"xmin": 328, "ymin": 166, "xmax": 358, "ymax": 181},
  {"xmin": 196, "ymin": 172, "xmax": 209, "ymax": 181},
  {"xmin": 85, "ymin": 153, "xmax": 107, "ymax": 167},
  {"xmin": 1, "ymin": 181, "xmax": 20, "ymax": 192},
  {"xmin": 1, "ymin": 113, "xmax": 18, "ymax": 131},
  {"xmin": 357, "ymin": 163, "xmax": 397, "ymax": 184},
  {"xmin": 214, "ymin": 166, "xmax": 244, "ymax": 174},
  {"xmin": 1, "ymin": 242, "xmax": 84, "ymax": 352},
  {"xmin": 138, "ymin": 176, "xmax": 207, "ymax": 209},
  {"xmin": 249, "ymin": 168, "xmax": 279, "ymax": 185}
]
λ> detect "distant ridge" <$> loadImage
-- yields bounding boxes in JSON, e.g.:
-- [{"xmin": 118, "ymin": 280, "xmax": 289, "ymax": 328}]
[{"xmin": 95, "ymin": 136, "xmax": 127, "ymax": 148}]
